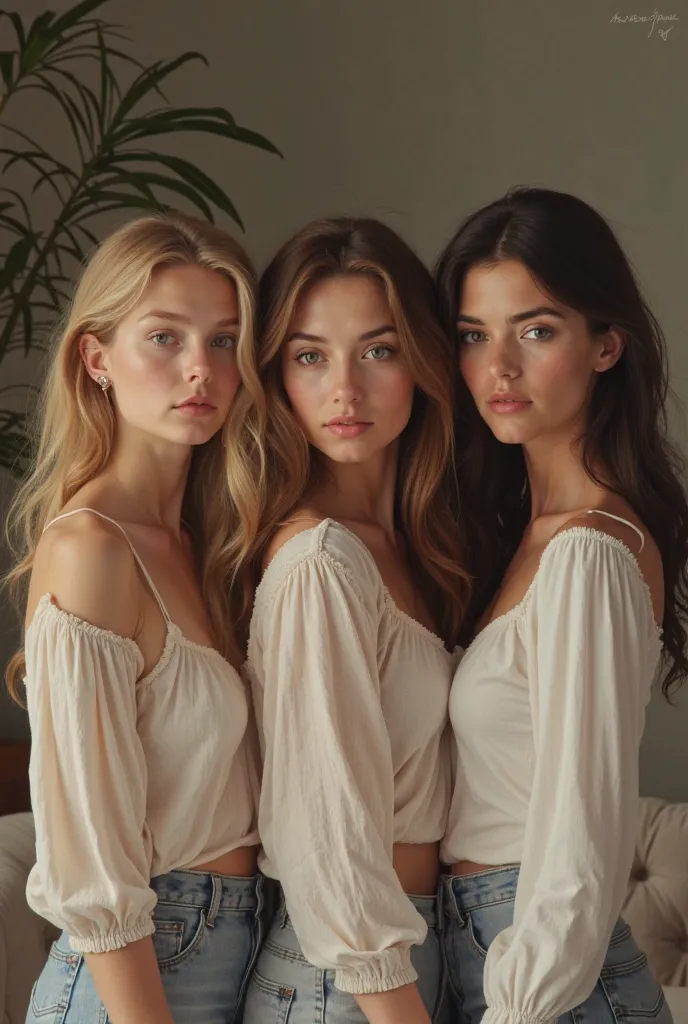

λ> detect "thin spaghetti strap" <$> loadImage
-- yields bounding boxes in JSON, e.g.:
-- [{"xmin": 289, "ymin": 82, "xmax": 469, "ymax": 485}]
[
  {"xmin": 276, "ymin": 516, "xmax": 326, "ymax": 528},
  {"xmin": 586, "ymin": 509, "xmax": 645, "ymax": 553},
  {"xmin": 43, "ymin": 508, "xmax": 172, "ymax": 621}
]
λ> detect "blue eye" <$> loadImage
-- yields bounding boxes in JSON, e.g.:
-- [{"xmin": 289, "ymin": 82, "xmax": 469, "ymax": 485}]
[
  {"xmin": 212, "ymin": 335, "xmax": 236, "ymax": 350},
  {"xmin": 151, "ymin": 331, "xmax": 175, "ymax": 346},
  {"xmin": 296, "ymin": 351, "xmax": 323, "ymax": 365},
  {"xmin": 364, "ymin": 344, "xmax": 395, "ymax": 360}
]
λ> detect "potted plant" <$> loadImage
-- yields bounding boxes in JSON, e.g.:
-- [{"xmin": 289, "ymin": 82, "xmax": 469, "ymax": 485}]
[{"xmin": 0, "ymin": 0, "xmax": 280, "ymax": 472}]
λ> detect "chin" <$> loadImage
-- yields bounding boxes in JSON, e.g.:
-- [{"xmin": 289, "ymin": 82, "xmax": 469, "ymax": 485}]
[
  {"xmin": 321, "ymin": 448, "xmax": 370, "ymax": 465},
  {"xmin": 177, "ymin": 424, "xmax": 224, "ymax": 447},
  {"xmin": 313, "ymin": 440, "xmax": 384, "ymax": 465},
  {"xmin": 482, "ymin": 414, "xmax": 537, "ymax": 446},
  {"xmin": 490, "ymin": 429, "xmax": 529, "ymax": 445}
]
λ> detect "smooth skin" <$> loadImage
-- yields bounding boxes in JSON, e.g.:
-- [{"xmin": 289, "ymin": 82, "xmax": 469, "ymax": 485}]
[
  {"xmin": 268, "ymin": 273, "xmax": 437, "ymax": 1024},
  {"xmin": 452, "ymin": 259, "xmax": 663, "ymax": 878},
  {"xmin": 26, "ymin": 264, "xmax": 257, "ymax": 1024}
]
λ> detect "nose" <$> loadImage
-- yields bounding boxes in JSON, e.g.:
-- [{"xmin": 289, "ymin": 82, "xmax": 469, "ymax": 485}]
[
  {"xmin": 487, "ymin": 336, "xmax": 521, "ymax": 381},
  {"xmin": 182, "ymin": 341, "xmax": 212, "ymax": 385},
  {"xmin": 331, "ymin": 357, "xmax": 362, "ymax": 405}
]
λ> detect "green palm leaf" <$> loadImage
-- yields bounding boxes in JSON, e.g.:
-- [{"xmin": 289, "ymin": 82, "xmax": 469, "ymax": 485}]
[{"xmin": 0, "ymin": 0, "xmax": 281, "ymax": 473}]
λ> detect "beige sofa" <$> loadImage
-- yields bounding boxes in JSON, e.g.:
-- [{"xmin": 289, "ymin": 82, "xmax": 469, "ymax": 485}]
[
  {"xmin": 0, "ymin": 813, "xmax": 58, "ymax": 1024},
  {"xmin": 0, "ymin": 799, "xmax": 687, "ymax": 1022},
  {"xmin": 623, "ymin": 798, "xmax": 688, "ymax": 1022}
]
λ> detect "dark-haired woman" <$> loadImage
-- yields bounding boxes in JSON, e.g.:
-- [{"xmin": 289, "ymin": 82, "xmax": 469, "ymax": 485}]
[
  {"xmin": 435, "ymin": 187, "xmax": 685, "ymax": 1024},
  {"xmin": 235, "ymin": 218, "xmax": 471, "ymax": 1024}
]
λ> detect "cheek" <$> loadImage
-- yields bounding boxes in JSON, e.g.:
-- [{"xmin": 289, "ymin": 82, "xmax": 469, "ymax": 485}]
[
  {"xmin": 531, "ymin": 348, "xmax": 591, "ymax": 399},
  {"xmin": 379, "ymin": 367, "xmax": 415, "ymax": 411},
  {"xmin": 282, "ymin": 367, "xmax": 322, "ymax": 421},
  {"xmin": 458, "ymin": 348, "xmax": 481, "ymax": 400},
  {"xmin": 216, "ymin": 359, "xmax": 241, "ymax": 404},
  {"xmin": 112, "ymin": 346, "xmax": 176, "ymax": 391}
]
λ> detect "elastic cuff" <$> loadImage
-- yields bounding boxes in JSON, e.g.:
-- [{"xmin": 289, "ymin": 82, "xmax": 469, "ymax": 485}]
[
  {"xmin": 483, "ymin": 1007, "xmax": 552, "ymax": 1024},
  {"xmin": 334, "ymin": 948, "xmax": 418, "ymax": 994},
  {"xmin": 69, "ymin": 917, "xmax": 155, "ymax": 953}
]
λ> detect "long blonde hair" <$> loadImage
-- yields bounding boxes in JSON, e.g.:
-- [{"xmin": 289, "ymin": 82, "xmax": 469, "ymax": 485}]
[
  {"xmin": 5, "ymin": 210, "xmax": 260, "ymax": 699},
  {"xmin": 231, "ymin": 216, "xmax": 471, "ymax": 649}
]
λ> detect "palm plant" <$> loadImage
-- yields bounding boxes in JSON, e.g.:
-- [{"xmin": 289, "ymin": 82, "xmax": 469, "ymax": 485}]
[{"xmin": 0, "ymin": 0, "xmax": 280, "ymax": 473}]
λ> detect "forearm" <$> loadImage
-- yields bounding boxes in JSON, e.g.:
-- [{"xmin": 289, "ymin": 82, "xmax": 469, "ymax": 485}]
[
  {"xmin": 356, "ymin": 983, "xmax": 431, "ymax": 1024},
  {"xmin": 84, "ymin": 936, "xmax": 173, "ymax": 1024}
]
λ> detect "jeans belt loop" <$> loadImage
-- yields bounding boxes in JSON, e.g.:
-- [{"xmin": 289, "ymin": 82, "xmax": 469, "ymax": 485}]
[
  {"xmin": 206, "ymin": 873, "xmax": 222, "ymax": 929},
  {"xmin": 277, "ymin": 887, "xmax": 289, "ymax": 930},
  {"xmin": 446, "ymin": 876, "xmax": 467, "ymax": 928}
]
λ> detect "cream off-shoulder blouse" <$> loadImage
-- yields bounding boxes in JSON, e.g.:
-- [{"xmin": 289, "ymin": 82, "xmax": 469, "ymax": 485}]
[
  {"xmin": 24, "ymin": 508, "xmax": 259, "ymax": 953},
  {"xmin": 245, "ymin": 519, "xmax": 458, "ymax": 995},
  {"xmin": 442, "ymin": 513, "xmax": 663, "ymax": 1024}
]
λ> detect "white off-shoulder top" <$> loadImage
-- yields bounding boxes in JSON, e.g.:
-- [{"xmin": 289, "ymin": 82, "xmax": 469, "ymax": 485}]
[
  {"xmin": 245, "ymin": 519, "xmax": 457, "ymax": 995},
  {"xmin": 24, "ymin": 508, "xmax": 259, "ymax": 954},
  {"xmin": 442, "ymin": 515, "xmax": 663, "ymax": 1024}
]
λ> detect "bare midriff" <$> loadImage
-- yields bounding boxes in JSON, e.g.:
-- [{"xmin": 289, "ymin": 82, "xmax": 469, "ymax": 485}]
[
  {"xmin": 195, "ymin": 845, "xmax": 259, "ymax": 877},
  {"xmin": 451, "ymin": 859, "xmax": 512, "ymax": 877},
  {"xmin": 197, "ymin": 844, "xmax": 441, "ymax": 888},
  {"xmin": 393, "ymin": 842, "xmax": 441, "ymax": 895}
]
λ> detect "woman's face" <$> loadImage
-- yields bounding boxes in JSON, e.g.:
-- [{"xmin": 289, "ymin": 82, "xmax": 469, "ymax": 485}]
[
  {"xmin": 82, "ymin": 263, "xmax": 241, "ymax": 448},
  {"xmin": 457, "ymin": 259, "xmax": 623, "ymax": 447},
  {"xmin": 281, "ymin": 274, "xmax": 415, "ymax": 465}
]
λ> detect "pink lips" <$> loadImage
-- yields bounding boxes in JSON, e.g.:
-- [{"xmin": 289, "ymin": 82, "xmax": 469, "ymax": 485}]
[
  {"xmin": 488, "ymin": 393, "xmax": 531, "ymax": 414},
  {"xmin": 175, "ymin": 398, "xmax": 216, "ymax": 417},
  {"xmin": 325, "ymin": 417, "xmax": 372, "ymax": 438}
]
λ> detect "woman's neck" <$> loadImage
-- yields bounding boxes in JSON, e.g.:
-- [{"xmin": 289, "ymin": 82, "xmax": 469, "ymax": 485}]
[
  {"xmin": 96, "ymin": 435, "xmax": 193, "ymax": 536},
  {"xmin": 305, "ymin": 445, "xmax": 399, "ymax": 539},
  {"xmin": 523, "ymin": 433, "xmax": 607, "ymax": 521}
]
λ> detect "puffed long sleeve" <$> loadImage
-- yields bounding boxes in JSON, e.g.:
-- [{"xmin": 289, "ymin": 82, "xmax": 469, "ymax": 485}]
[
  {"xmin": 251, "ymin": 552, "xmax": 427, "ymax": 994},
  {"xmin": 25, "ymin": 595, "xmax": 156, "ymax": 953},
  {"xmin": 482, "ymin": 533, "xmax": 660, "ymax": 1024}
]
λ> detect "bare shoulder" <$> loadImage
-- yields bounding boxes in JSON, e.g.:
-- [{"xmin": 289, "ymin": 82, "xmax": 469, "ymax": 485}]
[
  {"xmin": 263, "ymin": 508, "xmax": 327, "ymax": 571},
  {"xmin": 556, "ymin": 507, "xmax": 663, "ymax": 624},
  {"xmin": 28, "ymin": 510, "xmax": 141, "ymax": 637}
]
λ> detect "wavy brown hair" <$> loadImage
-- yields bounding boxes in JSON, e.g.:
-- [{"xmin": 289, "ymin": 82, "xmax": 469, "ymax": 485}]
[
  {"xmin": 435, "ymin": 186, "xmax": 688, "ymax": 696},
  {"xmin": 5, "ymin": 210, "xmax": 260, "ymax": 700},
  {"xmin": 231, "ymin": 216, "xmax": 471, "ymax": 649}
]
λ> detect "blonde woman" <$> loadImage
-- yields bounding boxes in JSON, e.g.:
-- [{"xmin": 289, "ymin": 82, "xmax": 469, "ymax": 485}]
[
  {"xmin": 234, "ymin": 218, "xmax": 470, "ymax": 1024},
  {"xmin": 5, "ymin": 212, "xmax": 263, "ymax": 1024}
]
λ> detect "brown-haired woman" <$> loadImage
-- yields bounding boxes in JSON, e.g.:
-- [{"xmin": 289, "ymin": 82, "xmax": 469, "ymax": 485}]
[
  {"xmin": 234, "ymin": 217, "xmax": 470, "ymax": 1024},
  {"xmin": 435, "ymin": 187, "xmax": 687, "ymax": 1024}
]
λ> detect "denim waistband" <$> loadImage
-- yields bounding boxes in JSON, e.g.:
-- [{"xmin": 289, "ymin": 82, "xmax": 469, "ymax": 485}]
[
  {"xmin": 277, "ymin": 885, "xmax": 442, "ymax": 930},
  {"xmin": 151, "ymin": 868, "xmax": 262, "ymax": 915},
  {"xmin": 442, "ymin": 865, "xmax": 519, "ymax": 917}
]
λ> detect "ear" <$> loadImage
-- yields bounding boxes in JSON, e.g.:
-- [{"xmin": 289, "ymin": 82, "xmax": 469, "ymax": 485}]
[
  {"xmin": 79, "ymin": 332, "xmax": 110, "ymax": 383},
  {"xmin": 594, "ymin": 326, "xmax": 625, "ymax": 373}
]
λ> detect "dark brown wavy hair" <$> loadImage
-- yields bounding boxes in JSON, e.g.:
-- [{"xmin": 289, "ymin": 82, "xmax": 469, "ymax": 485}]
[
  {"xmin": 231, "ymin": 216, "xmax": 471, "ymax": 649},
  {"xmin": 435, "ymin": 186, "xmax": 688, "ymax": 696}
]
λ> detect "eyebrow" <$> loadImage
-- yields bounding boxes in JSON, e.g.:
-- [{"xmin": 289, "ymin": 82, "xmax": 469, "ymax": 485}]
[
  {"xmin": 138, "ymin": 310, "xmax": 239, "ymax": 327},
  {"xmin": 456, "ymin": 306, "xmax": 566, "ymax": 326},
  {"xmin": 285, "ymin": 324, "xmax": 397, "ymax": 344}
]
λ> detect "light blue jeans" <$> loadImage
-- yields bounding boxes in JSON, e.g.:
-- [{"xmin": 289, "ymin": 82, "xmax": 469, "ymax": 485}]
[
  {"xmin": 442, "ymin": 867, "xmax": 673, "ymax": 1024},
  {"xmin": 26, "ymin": 870, "xmax": 264, "ymax": 1024},
  {"xmin": 243, "ymin": 887, "xmax": 449, "ymax": 1024}
]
